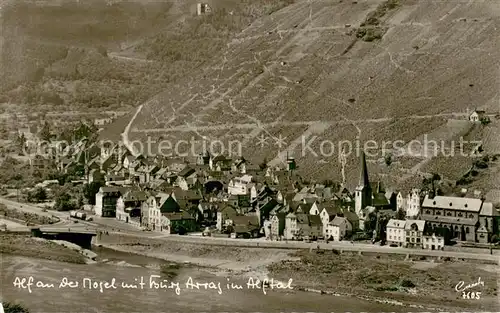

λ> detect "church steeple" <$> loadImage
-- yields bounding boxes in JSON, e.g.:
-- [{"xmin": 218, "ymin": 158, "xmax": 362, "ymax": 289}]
[
  {"xmin": 355, "ymin": 150, "xmax": 373, "ymax": 221},
  {"xmin": 359, "ymin": 150, "xmax": 370, "ymax": 187}
]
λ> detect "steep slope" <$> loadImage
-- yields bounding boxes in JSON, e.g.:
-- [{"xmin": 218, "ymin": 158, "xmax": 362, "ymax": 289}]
[{"xmin": 125, "ymin": 0, "xmax": 500, "ymax": 187}]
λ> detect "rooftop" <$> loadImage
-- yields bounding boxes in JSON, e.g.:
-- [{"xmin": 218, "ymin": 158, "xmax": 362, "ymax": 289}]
[{"xmin": 421, "ymin": 195, "xmax": 483, "ymax": 212}]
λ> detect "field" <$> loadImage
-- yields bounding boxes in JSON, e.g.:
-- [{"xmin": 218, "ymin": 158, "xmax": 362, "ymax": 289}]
[
  {"xmin": 1, "ymin": 0, "xmax": 295, "ymax": 131},
  {"xmin": 123, "ymin": 0, "xmax": 500, "ymax": 189},
  {"xmin": 269, "ymin": 250, "xmax": 500, "ymax": 311}
]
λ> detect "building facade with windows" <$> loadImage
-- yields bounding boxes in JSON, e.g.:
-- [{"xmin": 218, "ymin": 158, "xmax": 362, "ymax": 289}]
[
  {"xmin": 421, "ymin": 195, "xmax": 481, "ymax": 242},
  {"xmin": 404, "ymin": 219, "xmax": 426, "ymax": 248},
  {"xmin": 386, "ymin": 219, "xmax": 406, "ymax": 247}
]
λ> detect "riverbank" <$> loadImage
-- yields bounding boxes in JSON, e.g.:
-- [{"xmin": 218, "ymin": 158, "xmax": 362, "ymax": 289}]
[
  {"xmin": 270, "ymin": 250, "xmax": 499, "ymax": 311},
  {"xmin": 0, "ymin": 233, "xmax": 87, "ymax": 264},
  {"xmin": 96, "ymin": 232, "xmax": 499, "ymax": 312},
  {"xmin": 95, "ymin": 232, "xmax": 293, "ymax": 280}
]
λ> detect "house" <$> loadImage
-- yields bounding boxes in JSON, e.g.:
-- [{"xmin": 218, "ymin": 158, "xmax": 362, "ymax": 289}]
[
  {"xmin": 478, "ymin": 202, "xmax": 499, "ymax": 242},
  {"xmin": 406, "ymin": 189, "xmax": 422, "ymax": 218},
  {"xmin": 422, "ymin": 233, "xmax": 445, "ymax": 250},
  {"xmin": 116, "ymin": 190, "xmax": 148, "ymax": 226},
  {"xmin": 29, "ymin": 154, "xmax": 52, "ymax": 169},
  {"xmin": 404, "ymin": 219, "xmax": 426, "ymax": 248},
  {"xmin": 469, "ymin": 109, "xmax": 486, "ymax": 123},
  {"xmin": 255, "ymin": 198, "xmax": 279, "ymax": 224},
  {"xmin": 197, "ymin": 202, "xmax": 219, "ymax": 226},
  {"xmin": 216, "ymin": 205, "xmax": 238, "ymax": 231},
  {"xmin": 228, "ymin": 175, "xmax": 253, "ymax": 196},
  {"xmin": 161, "ymin": 211, "xmax": 197, "ymax": 234},
  {"xmin": 100, "ymin": 155, "xmax": 115, "ymax": 172},
  {"xmin": 197, "ymin": 151, "xmax": 212, "ymax": 166},
  {"xmin": 146, "ymin": 193, "xmax": 183, "ymax": 231},
  {"xmin": 196, "ymin": 2, "xmax": 212, "ymax": 15},
  {"xmin": 210, "ymin": 154, "xmax": 232, "ymax": 171},
  {"xmin": 231, "ymin": 157, "xmax": 247, "ymax": 174},
  {"xmin": 136, "ymin": 162, "xmax": 160, "ymax": 184},
  {"xmin": 340, "ymin": 210, "xmax": 360, "ymax": 231},
  {"xmin": 175, "ymin": 167, "xmax": 197, "ymax": 190},
  {"xmin": 326, "ymin": 216, "xmax": 352, "ymax": 241},
  {"xmin": 423, "ymin": 227, "xmax": 450, "ymax": 250},
  {"xmin": 229, "ymin": 215, "xmax": 260, "ymax": 238},
  {"xmin": 320, "ymin": 206, "xmax": 339, "ymax": 237},
  {"xmin": 386, "ymin": 219, "xmax": 406, "ymax": 247},
  {"xmin": 284, "ymin": 213, "xmax": 323, "ymax": 240},
  {"xmin": 94, "ymin": 186, "xmax": 123, "ymax": 217},
  {"xmin": 421, "ymin": 195, "xmax": 482, "ymax": 242},
  {"xmin": 306, "ymin": 201, "xmax": 321, "ymax": 215},
  {"xmin": 88, "ymin": 169, "xmax": 105, "ymax": 184},
  {"xmin": 270, "ymin": 211, "xmax": 286, "ymax": 240}
]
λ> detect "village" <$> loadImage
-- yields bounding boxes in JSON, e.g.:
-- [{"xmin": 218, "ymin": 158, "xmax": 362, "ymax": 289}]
[{"xmin": 1, "ymin": 109, "xmax": 497, "ymax": 253}]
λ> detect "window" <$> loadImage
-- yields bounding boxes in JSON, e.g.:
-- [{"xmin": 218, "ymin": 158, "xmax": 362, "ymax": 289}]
[
  {"xmin": 411, "ymin": 238, "xmax": 415, "ymax": 243},
  {"xmin": 432, "ymin": 238, "xmax": 435, "ymax": 242},
  {"xmin": 458, "ymin": 213, "xmax": 463, "ymax": 217},
  {"xmin": 466, "ymin": 227, "xmax": 470, "ymax": 234},
  {"xmin": 469, "ymin": 214, "xmax": 474, "ymax": 218},
  {"xmin": 406, "ymin": 231, "xmax": 410, "ymax": 236},
  {"xmin": 426, "ymin": 210, "xmax": 431, "ymax": 214},
  {"xmin": 436, "ymin": 211, "xmax": 441, "ymax": 215},
  {"xmin": 446, "ymin": 212, "xmax": 452, "ymax": 216},
  {"xmin": 417, "ymin": 238, "xmax": 420, "ymax": 243},
  {"xmin": 389, "ymin": 236, "xmax": 392, "ymax": 240},
  {"xmin": 426, "ymin": 238, "xmax": 429, "ymax": 242},
  {"xmin": 398, "ymin": 236, "xmax": 401, "ymax": 241},
  {"xmin": 406, "ymin": 238, "xmax": 410, "ymax": 242}
]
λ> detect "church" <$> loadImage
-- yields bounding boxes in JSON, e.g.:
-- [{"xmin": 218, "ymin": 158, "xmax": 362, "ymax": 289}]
[{"xmin": 354, "ymin": 150, "xmax": 393, "ymax": 230}]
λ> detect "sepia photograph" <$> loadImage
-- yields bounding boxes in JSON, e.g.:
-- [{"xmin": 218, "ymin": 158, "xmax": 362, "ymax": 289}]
[{"xmin": 0, "ymin": 0, "xmax": 499, "ymax": 312}]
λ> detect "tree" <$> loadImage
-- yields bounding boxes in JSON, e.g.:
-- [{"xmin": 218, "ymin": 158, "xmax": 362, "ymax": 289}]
[
  {"xmin": 384, "ymin": 153, "xmax": 392, "ymax": 166},
  {"xmin": 83, "ymin": 181, "xmax": 104, "ymax": 205},
  {"xmin": 73, "ymin": 121, "xmax": 98, "ymax": 143},
  {"xmin": 27, "ymin": 187, "xmax": 47, "ymax": 203},
  {"xmin": 16, "ymin": 133, "xmax": 26, "ymax": 151},
  {"xmin": 54, "ymin": 192, "xmax": 76, "ymax": 211},
  {"xmin": 39, "ymin": 121, "xmax": 52, "ymax": 142},
  {"xmin": 4, "ymin": 302, "xmax": 30, "ymax": 313},
  {"xmin": 97, "ymin": 45, "xmax": 108, "ymax": 57},
  {"xmin": 396, "ymin": 208, "xmax": 405, "ymax": 220},
  {"xmin": 259, "ymin": 158, "xmax": 268, "ymax": 170}
]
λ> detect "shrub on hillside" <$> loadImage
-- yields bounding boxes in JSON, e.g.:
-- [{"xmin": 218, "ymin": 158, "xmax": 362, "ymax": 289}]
[{"xmin": 4, "ymin": 302, "xmax": 30, "ymax": 313}]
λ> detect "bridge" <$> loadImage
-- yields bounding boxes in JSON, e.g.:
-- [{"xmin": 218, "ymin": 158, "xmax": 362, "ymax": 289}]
[{"xmin": 30, "ymin": 226, "xmax": 98, "ymax": 249}]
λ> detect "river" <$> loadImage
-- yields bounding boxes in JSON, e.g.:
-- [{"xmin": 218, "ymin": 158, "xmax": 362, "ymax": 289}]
[{"xmin": 1, "ymin": 247, "xmax": 412, "ymax": 312}]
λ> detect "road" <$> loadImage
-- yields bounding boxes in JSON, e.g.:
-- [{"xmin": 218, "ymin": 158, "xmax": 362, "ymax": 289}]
[
  {"xmin": 122, "ymin": 103, "xmax": 144, "ymax": 156},
  {"xmin": 2, "ymin": 197, "xmax": 499, "ymax": 263},
  {"xmin": 131, "ymin": 113, "xmax": 470, "ymax": 133}
]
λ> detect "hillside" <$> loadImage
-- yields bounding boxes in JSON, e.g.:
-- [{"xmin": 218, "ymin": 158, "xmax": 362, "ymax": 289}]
[
  {"xmin": 0, "ymin": 0, "xmax": 294, "ymax": 117},
  {"xmin": 123, "ymin": 0, "xmax": 500, "ymax": 190}
]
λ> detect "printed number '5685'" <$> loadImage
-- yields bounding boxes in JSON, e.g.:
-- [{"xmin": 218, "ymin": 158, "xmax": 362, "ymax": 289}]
[{"xmin": 462, "ymin": 291, "xmax": 481, "ymax": 300}]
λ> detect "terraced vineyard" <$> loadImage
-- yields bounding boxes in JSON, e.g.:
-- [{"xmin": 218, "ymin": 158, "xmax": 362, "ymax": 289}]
[{"xmin": 118, "ymin": 0, "xmax": 500, "ymax": 188}]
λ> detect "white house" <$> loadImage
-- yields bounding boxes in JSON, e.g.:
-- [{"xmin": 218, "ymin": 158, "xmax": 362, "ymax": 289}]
[
  {"xmin": 228, "ymin": 175, "xmax": 253, "ymax": 196},
  {"xmin": 307, "ymin": 201, "xmax": 320, "ymax": 215},
  {"xmin": 320, "ymin": 206, "xmax": 337, "ymax": 237},
  {"xmin": 423, "ymin": 233, "xmax": 445, "ymax": 250},
  {"xmin": 396, "ymin": 192, "xmax": 406, "ymax": 211},
  {"xmin": 386, "ymin": 219, "xmax": 406, "ymax": 247},
  {"xmin": 405, "ymin": 219, "xmax": 426, "ymax": 248},
  {"xmin": 326, "ymin": 216, "xmax": 351, "ymax": 241},
  {"xmin": 469, "ymin": 109, "xmax": 486, "ymax": 123},
  {"xmin": 406, "ymin": 189, "xmax": 421, "ymax": 218}
]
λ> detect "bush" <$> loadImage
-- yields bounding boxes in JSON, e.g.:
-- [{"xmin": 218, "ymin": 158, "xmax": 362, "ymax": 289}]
[
  {"xmin": 474, "ymin": 160, "xmax": 488, "ymax": 169},
  {"xmin": 4, "ymin": 302, "xmax": 30, "ymax": 313},
  {"xmin": 400, "ymin": 279, "xmax": 416, "ymax": 288}
]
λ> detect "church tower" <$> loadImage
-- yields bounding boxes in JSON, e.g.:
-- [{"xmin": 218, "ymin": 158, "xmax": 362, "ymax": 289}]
[{"xmin": 355, "ymin": 150, "xmax": 372, "ymax": 216}]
